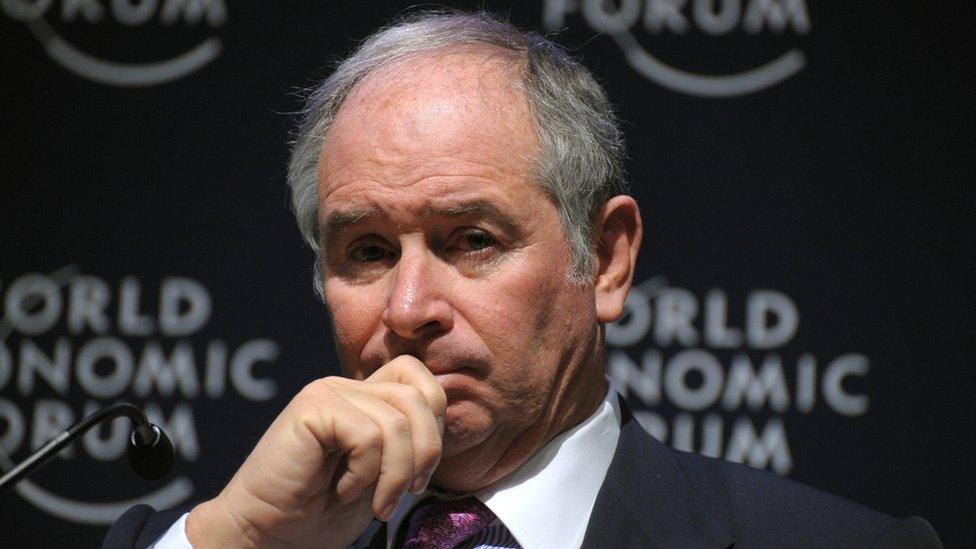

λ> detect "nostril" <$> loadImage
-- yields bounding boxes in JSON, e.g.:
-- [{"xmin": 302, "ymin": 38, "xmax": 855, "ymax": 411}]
[{"xmin": 417, "ymin": 320, "xmax": 445, "ymax": 336}]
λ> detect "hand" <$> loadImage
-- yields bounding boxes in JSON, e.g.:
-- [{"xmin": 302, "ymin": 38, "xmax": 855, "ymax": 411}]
[{"xmin": 185, "ymin": 355, "xmax": 447, "ymax": 548}]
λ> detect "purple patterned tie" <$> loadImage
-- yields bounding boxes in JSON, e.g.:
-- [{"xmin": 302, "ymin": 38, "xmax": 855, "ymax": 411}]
[{"xmin": 401, "ymin": 496, "xmax": 497, "ymax": 548}]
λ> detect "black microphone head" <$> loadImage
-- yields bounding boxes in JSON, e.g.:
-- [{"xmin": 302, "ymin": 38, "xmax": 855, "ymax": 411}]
[{"xmin": 127, "ymin": 425, "xmax": 175, "ymax": 481}]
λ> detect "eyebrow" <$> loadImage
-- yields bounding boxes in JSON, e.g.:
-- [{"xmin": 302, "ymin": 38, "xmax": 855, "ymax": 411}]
[
  {"xmin": 319, "ymin": 200, "xmax": 522, "ymax": 246},
  {"xmin": 320, "ymin": 209, "xmax": 375, "ymax": 248},
  {"xmin": 423, "ymin": 200, "xmax": 521, "ymax": 237}
]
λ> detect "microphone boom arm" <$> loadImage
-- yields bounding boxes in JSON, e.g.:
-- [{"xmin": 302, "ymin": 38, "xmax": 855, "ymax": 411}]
[{"xmin": 0, "ymin": 402, "xmax": 174, "ymax": 493}]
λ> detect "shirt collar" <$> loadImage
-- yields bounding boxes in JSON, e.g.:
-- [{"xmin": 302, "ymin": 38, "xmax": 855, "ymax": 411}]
[{"xmin": 387, "ymin": 382, "xmax": 621, "ymax": 549}]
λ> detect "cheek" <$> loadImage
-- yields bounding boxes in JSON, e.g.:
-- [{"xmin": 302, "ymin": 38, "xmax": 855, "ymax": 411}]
[
  {"xmin": 460, "ymin": 254, "xmax": 582, "ymax": 370},
  {"xmin": 325, "ymin": 283, "xmax": 385, "ymax": 375}
]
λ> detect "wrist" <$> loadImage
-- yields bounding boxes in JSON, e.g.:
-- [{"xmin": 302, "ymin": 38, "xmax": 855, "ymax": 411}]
[{"xmin": 186, "ymin": 497, "xmax": 264, "ymax": 549}]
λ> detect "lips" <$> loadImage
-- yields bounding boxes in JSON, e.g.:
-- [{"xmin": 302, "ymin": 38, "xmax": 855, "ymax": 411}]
[
  {"xmin": 423, "ymin": 356, "xmax": 490, "ymax": 379},
  {"xmin": 389, "ymin": 346, "xmax": 490, "ymax": 378},
  {"xmin": 359, "ymin": 342, "xmax": 491, "ymax": 381},
  {"xmin": 422, "ymin": 359, "xmax": 465, "ymax": 376}
]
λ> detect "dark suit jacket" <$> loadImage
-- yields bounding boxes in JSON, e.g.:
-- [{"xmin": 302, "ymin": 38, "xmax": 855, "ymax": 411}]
[{"xmin": 103, "ymin": 401, "xmax": 942, "ymax": 548}]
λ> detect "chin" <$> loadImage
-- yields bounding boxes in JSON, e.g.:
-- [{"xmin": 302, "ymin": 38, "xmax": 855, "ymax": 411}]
[
  {"xmin": 430, "ymin": 446, "xmax": 494, "ymax": 492},
  {"xmin": 432, "ymin": 401, "xmax": 524, "ymax": 492},
  {"xmin": 432, "ymin": 424, "xmax": 514, "ymax": 493},
  {"xmin": 439, "ymin": 401, "xmax": 493, "ymax": 459}
]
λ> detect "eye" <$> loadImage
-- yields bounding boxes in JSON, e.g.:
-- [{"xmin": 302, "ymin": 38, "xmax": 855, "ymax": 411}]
[
  {"xmin": 349, "ymin": 243, "xmax": 393, "ymax": 262},
  {"xmin": 464, "ymin": 231, "xmax": 494, "ymax": 251},
  {"xmin": 453, "ymin": 229, "xmax": 496, "ymax": 252}
]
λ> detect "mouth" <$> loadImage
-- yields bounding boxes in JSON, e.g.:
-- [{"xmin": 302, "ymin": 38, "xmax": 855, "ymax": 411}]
[
  {"xmin": 423, "ymin": 361, "xmax": 466, "ymax": 376},
  {"xmin": 434, "ymin": 367, "xmax": 485, "ymax": 394},
  {"xmin": 434, "ymin": 370, "xmax": 476, "ymax": 387},
  {"xmin": 421, "ymin": 354, "xmax": 490, "ymax": 378},
  {"xmin": 424, "ymin": 361, "xmax": 488, "ymax": 400},
  {"xmin": 358, "ymin": 352, "xmax": 489, "ymax": 387}
]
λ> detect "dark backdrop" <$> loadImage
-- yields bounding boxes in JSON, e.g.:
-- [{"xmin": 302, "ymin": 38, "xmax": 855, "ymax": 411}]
[{"xmin": 1, "ymin": 1, "xmax": 972, "ymax": 546}]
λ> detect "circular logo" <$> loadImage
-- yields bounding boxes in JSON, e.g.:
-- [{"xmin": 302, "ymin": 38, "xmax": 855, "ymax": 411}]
[
  {"xmin": 605, "ymin": 275, "xmax": 871, "ymax": 475},
  {"xmin": 0, "ymin": 266, "xmax": 281, "ymax": 524},
  {"xmin": 2, "ymin": 0, "xmax": 227, "ymax": 87},
  {"xmin": 544, "ymin": 0, "xmax": 811, "ymax": 97}
]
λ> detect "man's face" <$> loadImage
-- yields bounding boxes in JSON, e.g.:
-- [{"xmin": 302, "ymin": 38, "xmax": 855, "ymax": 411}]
[{"xmin": 316, "ymin": 51, "xmax": 606, "ymax": 490}]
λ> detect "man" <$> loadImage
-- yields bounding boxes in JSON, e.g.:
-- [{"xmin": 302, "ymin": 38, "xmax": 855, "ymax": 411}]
[{"xmin": 104, "ymin": 10, "xmax": 941, "ymax": 549}]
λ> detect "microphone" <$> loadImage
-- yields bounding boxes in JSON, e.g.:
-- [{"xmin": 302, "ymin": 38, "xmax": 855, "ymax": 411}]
[{"xmin": 0, "ymin": 403, "xmax": 175, "ymax": 493}]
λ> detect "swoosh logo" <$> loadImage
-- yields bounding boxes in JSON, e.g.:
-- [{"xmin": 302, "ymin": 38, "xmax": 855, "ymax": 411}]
[
  {"xmin": 0, "ymin": 264, "xmax": 194, "ymax": 524},
  {"xmin": 612, "ymin": 30, "xmax": 806, "ymax": 97},
  {"xmin": 26, "ymin": 17, "xmax": 220, "ymax": 87},
  {"xmin": 13, "ymin": 476, "xmax": 194, "ymax": 524}
]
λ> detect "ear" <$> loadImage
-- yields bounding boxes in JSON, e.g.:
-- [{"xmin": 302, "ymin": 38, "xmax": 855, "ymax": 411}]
[{"xmin": 593, "ymin": 195, "xmax": 643, "ymax": 323}]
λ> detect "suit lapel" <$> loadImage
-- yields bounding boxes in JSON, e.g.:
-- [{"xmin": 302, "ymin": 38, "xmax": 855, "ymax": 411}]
[
  {"xmin": 360, "ymin": 398, "xmax": 733, "ymax": 548},
  {"xmin": 581, "ymin": 399, "xmax": 734, "ymax": 549},
  {"xmin": 349, "ymin": 520, "xmax": 386, "ymax": 549}
]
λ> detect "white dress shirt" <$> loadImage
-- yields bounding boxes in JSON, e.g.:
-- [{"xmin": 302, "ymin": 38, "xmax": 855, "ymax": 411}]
[
  {"xmin": 150, "ymin": 383, "xmax": 621, "ymax": 549},
  {"xmin": 388, "ymin": 382, "xmax": 621, "ymax": 549}
]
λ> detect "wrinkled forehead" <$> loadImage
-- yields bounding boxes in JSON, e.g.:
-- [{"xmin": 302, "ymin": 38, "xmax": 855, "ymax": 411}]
[
  {"xmin": 341, "ymin": 45, "xmax": 528, "ymax": 123},
  {"xmin": 317, "ymin": 48, "xmax": 540, "ymax": 191}
]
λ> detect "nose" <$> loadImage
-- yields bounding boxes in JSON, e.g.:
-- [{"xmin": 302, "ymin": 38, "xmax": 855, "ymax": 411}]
[{"xmin": 381, "ymin": 247, "xmax": 453, "ymax": 339}]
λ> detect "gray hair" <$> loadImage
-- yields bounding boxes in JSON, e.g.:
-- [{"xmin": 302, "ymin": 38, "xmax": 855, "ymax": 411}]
[{"xmin": 287, "ymin": 10, "xmax": 628, "ymax": 298}]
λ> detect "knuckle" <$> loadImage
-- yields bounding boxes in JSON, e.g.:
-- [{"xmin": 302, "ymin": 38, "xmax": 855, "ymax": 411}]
[
  {"xmin": 390, "ymin": 383, "xmax": 426, "ymax": 408},
  {"xmin": 426, "ymin": 387, "xmax": 448, "ymax": 412},
  {"xmin": 358, "ymin": 424, "xmax": 383, "ymax": 448},
  {"xmin": 304, "ymin": 377, "xmax": 339, "ymax": 396},
  {"xmin": 391, "ymin": 354, "xmax": 423, "ymax": 370},
  {"xmin": 384, "ymin": 411, "xmax": 411, "ymax": 435},
  {"xmin": 293, "ymin": 383, "xmax": 326, "ymax": 407},
  {"xmin": 293, "ymin": 378, "xmax": 347, "ymax": 409},
  {"xmin": 318, "ymin": 375, "xmax": 347, "ymax": 387},
  {"xmin": 415, "ymin": 439, "xmax": 442, "ymax": 467}
]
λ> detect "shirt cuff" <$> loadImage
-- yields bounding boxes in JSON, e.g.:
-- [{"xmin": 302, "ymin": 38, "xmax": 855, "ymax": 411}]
[{"xmin": 147, "ymin": 512, "xmax": 192, "ymax": 549}]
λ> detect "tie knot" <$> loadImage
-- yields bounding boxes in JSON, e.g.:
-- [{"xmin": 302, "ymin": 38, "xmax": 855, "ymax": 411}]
[{"xmin": 402, "ymin": 496, "xmax": 496, "ymax": 549}]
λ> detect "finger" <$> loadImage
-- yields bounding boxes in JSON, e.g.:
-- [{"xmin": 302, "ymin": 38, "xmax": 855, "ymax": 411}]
[
  {"xmin": 343, "ymin": 356, "xmax": 445, "ymax": 495},
  {"xmin": 367, "ymin": 355, "xmax": 448, "ymax": 421},
  {"xmin": 338, "ymin": 389, "xmax": 416, "ymax": 520},
  {"xmin": 316, "ymin": 451, "xmax": 342, "ymax": 496},
  {"xmin": 297, "ymin": 381, "xmax": 383, "ymax": 506},
  {"xmin": 330, "ymin": 378, "xmax": 442, "ymax": 493}
]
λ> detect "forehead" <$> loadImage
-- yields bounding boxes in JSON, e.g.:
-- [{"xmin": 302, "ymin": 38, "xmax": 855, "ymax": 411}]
[{"xmin": 316, "ymin": 49, "xmax": 542, "ymax": 219}]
